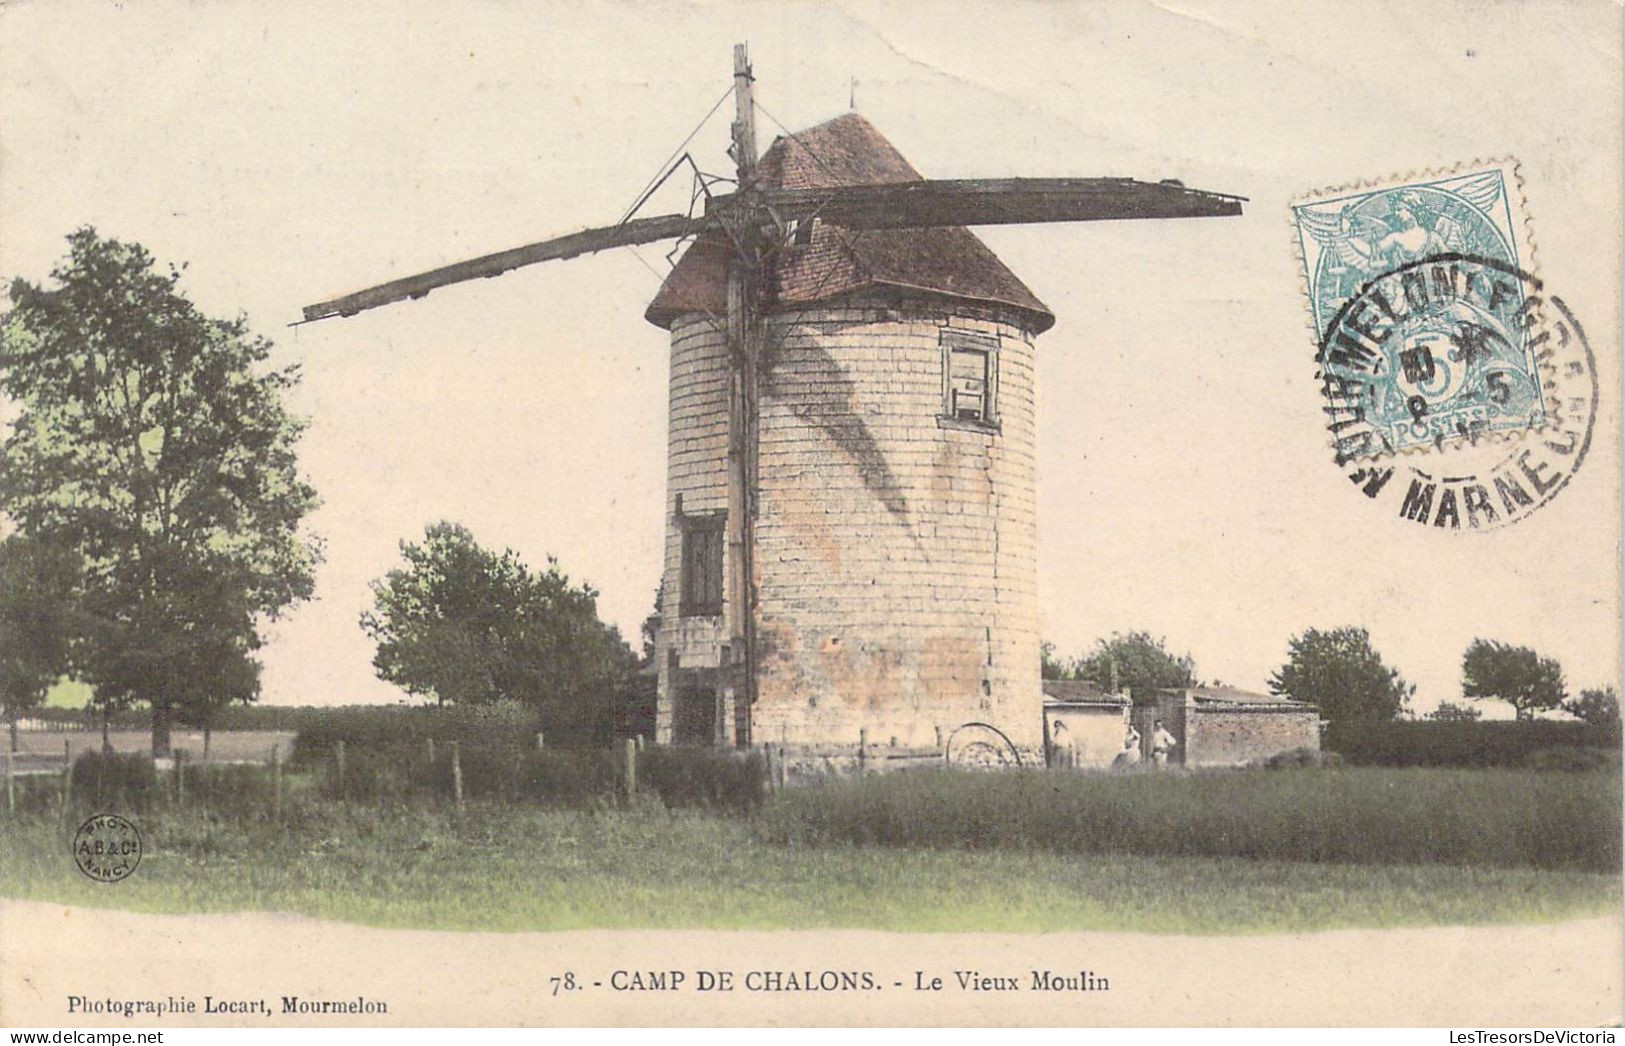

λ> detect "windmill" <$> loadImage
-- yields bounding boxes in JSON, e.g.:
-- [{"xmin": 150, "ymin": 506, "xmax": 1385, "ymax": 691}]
[{"xmin": 304, "ymin": 44, "xmax": 1244, "ymax": 758}]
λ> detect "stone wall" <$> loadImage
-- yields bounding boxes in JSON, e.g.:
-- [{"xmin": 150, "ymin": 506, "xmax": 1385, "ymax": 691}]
[
  {"xmin": 751, "ymin": 299, "xmax": 1040, "ymax": 749},
  {"xmin": 656, "ymin": 297, "xmax": 1042, "ymax": 750},
  {"xmin": 654, "ymin": 315, "xmax": 730, "ymax": 744},
  {"xmin": 1184, "ymin": 707, "xmax": 1321, "ymax": 767}
]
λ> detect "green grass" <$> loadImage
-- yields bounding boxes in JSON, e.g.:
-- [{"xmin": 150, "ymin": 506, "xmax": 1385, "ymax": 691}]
[
  {"xmin": 762, "ymin": 767, "xmax": 1624, "ymax": 872},
  {"xmin": 0, "ymin": 802, "xmax": 1617, "ymax": 935}
]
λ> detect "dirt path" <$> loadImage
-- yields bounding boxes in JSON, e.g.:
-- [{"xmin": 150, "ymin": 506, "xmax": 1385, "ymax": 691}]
[{"xmin": 1, "ymin": 900, "xmax": 1617, "ymax": 1026}]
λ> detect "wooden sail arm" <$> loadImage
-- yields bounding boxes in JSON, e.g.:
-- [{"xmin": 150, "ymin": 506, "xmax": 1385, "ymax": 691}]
[
  {"xmin": 707, "ymin": 177, "xmax": 1245, "ymax": 230},
  {"xmin": 301, "ymin": 212, "xmax": 710, "ymax": 322}
]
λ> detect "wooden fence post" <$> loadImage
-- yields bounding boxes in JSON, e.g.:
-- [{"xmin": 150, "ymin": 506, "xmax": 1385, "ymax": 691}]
[
  {"xmin": 636, "ymin": 734, "xmax": 645, "ymax": 752},
  {"xmin": 270, "ymin": 743, "xmax": 283, "ymax": 825},
  {"xmin": 4, "ymin": 744, "xmax": 13, "ymax": 816},
  {"xmin": 203, "ymin": 726, "xmax": 211, "ymax": 763},
  {"xmin": 450, "ymin": 741, "xmax": 463, "ymax": 807},
  {"xmin": 777, "ymin": 745, "xmax": 787, "ymax": 791},
  {"xmin": 176, "ymin": 748, "xmax": 186, "ymax": 805},
  {"xmin": 535, "ymin": 732, "xmax": 544, "ymax": 752},
  {"xmin": 623, "ymin": 738, "xmax": 637, "ymax": 800},
  {"xmin": 858, "ymin": 728, "xmax": 868, "ymax": 774},
  {"xmin": 59, "ymin": 743, "xmax": 71, "ymax": 820},
  {"xmin": 335, "ymin": 739, "xmax": 346, "ymax": 797}
]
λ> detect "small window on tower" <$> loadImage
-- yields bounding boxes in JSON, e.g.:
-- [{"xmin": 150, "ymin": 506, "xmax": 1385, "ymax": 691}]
[
  {"xmin": 940, "ymin": 331, "xmax": 1000, "ymax": 430},
  {"xmin": 950, "ymin": 347, "xmax": 989, "ymax": 421},
  {"xmin": 789, "ymin": 218, "xmax": 815, "ymax": 246},
  {"xmin": 678, "ymin": 515, "xmax": 725, "ymax": 617}
]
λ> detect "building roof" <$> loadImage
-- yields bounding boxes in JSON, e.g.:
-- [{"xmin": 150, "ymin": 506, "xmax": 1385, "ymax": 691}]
[
  {"xmin": 1156, "ymin": 686, "xmax": 1317, "ymax": 707},
  {"xmin": 644, "ymin": 113, "xmax": 1055, "ymax": 332},
  {"xmin": 1042, "ymin": 679, "xmax": 1130, "ymax": 705}
]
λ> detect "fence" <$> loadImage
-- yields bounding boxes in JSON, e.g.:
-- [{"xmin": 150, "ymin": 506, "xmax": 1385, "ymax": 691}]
[
  {"xmin": 2, "ymin": 735, "xmax": 777, "ymax": 820},
  {"xmin": 2, "ymin": 742, "xmax": 72, "ymax": 818},
  {"xmin": 4, "ymin": 729, "xmax": 988, "ymax": 821}
]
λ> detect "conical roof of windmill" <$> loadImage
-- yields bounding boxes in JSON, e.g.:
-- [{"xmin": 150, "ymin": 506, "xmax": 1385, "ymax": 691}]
[{"xmin": 644, "ymin": 113, "xmax": 1055, "ymax": 333}]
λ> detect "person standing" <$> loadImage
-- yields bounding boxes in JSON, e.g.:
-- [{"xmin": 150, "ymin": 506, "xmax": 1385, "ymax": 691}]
[
  {"xmin": 1113, "ymin": 722, "xmax": 1142, "ymax": 771},
  {"xmin": 1151, "ymin": 719, "xmax": 1178, "ymax": 769},
  {"xmin": 1048, "ymin": 718, "xmax": 1073, "ymax": 769}
]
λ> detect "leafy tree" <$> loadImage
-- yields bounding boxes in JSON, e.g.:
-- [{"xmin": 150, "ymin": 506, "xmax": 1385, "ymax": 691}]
[
  {"xmin": 361, "ymin": 522, "xmax": 638, "ymax": 744},
  {"xmin": 1461, "ymin": 639, "xmax": 1566, "ymax": 720},
  {"xmin": 0, "ymin": 229, "xmax": 320, "ymax": 755},
  {"xmin": 1040, "ymin": 641, "xmax": 1076, "ymax": 681},
  {"xmin": 1426, "ymin": 700, "xmax": 1483, "ymax": 722},
  {"xmin": 1563, "ymin": 686, "xmax": 1619, "ymax": 726},
  {"xmin": 641, "ymin": 581, "xmax": 663, "ymax": 667},
  {"xmin": 0, "ymin": 534, "xmax": 83, "ymax": 751},
  {"xmin": 1076, "ymin": 631, "xmax": 1196, "ymax": 696},
  {"xmin": 1270, "ymin": 626, "xmax": 1413, "ymax": 721}
]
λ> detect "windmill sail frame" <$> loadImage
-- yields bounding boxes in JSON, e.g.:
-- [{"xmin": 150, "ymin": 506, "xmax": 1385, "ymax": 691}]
[{"xmin": 299, "ymin": 43, "xmax": 1246, "ymax": 749}]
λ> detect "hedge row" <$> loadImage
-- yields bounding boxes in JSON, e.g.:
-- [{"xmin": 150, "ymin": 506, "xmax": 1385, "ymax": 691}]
[
  {"xmin": 68, "ymin": 749, "xmax": 161, "ymax": 811},
  {"xmin": 289, "ymin": 702, "xmax": 544, "ymax": 767},
  {"xmin": 49, "ymin": 743, "xmax": 767, "ymax": 816},
  {"xmin": 1324, "ymin": 719, "xmax": 1622, "ymax": 768},
  {"xmin": 759, "ymin": 766, "xmax": 1622, "ymax": 872}
]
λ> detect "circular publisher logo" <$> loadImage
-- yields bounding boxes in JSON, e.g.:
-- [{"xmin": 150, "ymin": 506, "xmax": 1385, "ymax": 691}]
[{"xmin": 73, "ymin": 814, "xmax": 143, "ymax": 883}]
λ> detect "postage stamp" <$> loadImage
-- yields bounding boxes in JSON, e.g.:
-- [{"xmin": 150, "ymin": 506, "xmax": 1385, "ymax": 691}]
[{"xmin": 1293, "ymin": 163, "xmax": 1598, "ymax": 530}]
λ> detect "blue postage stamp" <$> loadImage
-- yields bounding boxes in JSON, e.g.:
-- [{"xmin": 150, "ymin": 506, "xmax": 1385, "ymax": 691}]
[{"xmin": 1293, "ymin": 163, "xmax": 1547, "ymax": 457}]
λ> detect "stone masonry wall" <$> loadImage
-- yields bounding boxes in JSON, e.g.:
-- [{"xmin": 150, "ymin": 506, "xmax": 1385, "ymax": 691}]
[
  {"xmin": 654, "ymin": 315, "xmax": 730, "ymax": 743},
  {"xmin": 1184, "ymin": 708, "xmax": 1321, "ymax": 767},
  {"xmin": 750, "ymin": 298, "xmax": 1041, "ymax": 750}
]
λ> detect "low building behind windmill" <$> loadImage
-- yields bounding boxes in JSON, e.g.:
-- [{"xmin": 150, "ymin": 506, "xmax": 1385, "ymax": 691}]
[
  {"xmin": 1133, "ymin": 686, "xmax": 1322, "ymax": 768},
  {"xmin": 646, "ymin": 113, "xmax": 1051, "ymax": 763}
]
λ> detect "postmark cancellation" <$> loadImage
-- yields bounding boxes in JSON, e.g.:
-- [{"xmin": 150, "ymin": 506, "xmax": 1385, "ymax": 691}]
[{"xmin": 1293, "ymin": 162, "xmax": 1596, "ymax": 530}]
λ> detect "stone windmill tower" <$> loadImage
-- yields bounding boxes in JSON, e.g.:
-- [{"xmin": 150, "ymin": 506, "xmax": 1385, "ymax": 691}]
[
  {"xmin": 303, "ymin": 46, "xmax": 1243, "ymax": 762},
  {"xmin": 647, "ymin": 113, "xmax": 1054, "ymax": 759}
]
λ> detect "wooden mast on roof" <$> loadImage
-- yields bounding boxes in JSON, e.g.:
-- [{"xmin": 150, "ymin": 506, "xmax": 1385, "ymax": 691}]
[{"xmin": 724, "ymin": 43, "xmax": 761, "ymax": 745}]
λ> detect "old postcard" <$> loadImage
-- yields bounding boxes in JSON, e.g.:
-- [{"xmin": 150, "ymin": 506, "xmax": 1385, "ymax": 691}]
[{"xmin": 1, "ymin": 0, "xmax": 1619, "ymax": 1029}]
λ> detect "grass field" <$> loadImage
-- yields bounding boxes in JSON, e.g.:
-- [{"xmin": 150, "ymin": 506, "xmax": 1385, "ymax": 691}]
[
  {"xmin": 763, "ymin": 766, "xmax": 1623, "ymax": 872},
  {"xmin": 1, "ymin": 787, "xmax": 1618, "ymax": 935}
]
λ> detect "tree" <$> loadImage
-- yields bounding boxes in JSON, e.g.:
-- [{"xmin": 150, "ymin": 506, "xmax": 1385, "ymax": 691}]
[
  {"xmin": 0, "ymin": 534, "xmax": 83, "ymax": 751},
  {"xmin": 1270, "ymin": 626, "xmax": 1413, "ymax": 721},
  {"xmin": 1040, "ymin": 641, "xmax": 1075, "ymax": 681},
  {"xmin": 361, "ymin": 522, "xmax": 638, "ymax": 744},
  {"xmin": 641, "ymin": 581, "xmax": 663, "ymax": 667},
  {"xmin": 1426, "ymin": 700, "xmax": 1483, "ymax": 722},
  {"xmin": 0, "ymin": 229, "xmax": 320, "ymax": 755},
  {"xmin": 1461, "ymin": 639, "xmax": 1566, "ymax": 720},
  {"xmin": 1563, "ymin": 686, "xmax": 1618, "ymax": 726},
  {"xmin": 1075, "ymin": 631, "xmax": 1196, "ymax": 696}
]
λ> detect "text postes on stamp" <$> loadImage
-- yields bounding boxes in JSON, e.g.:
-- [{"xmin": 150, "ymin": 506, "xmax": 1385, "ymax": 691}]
[
  {"xmin": 1293, "ymin": 163, "xmax": 1596, "ymax": 531},
  {"xmin": 73, "ymin": 814, "xmax": 143, "ymax": 884}
]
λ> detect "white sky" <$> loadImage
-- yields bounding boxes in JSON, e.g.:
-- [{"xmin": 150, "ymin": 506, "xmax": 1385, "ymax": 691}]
[{"xmin": 2, "ymin": 0, "xmax": 1620, "ymax": 714}]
